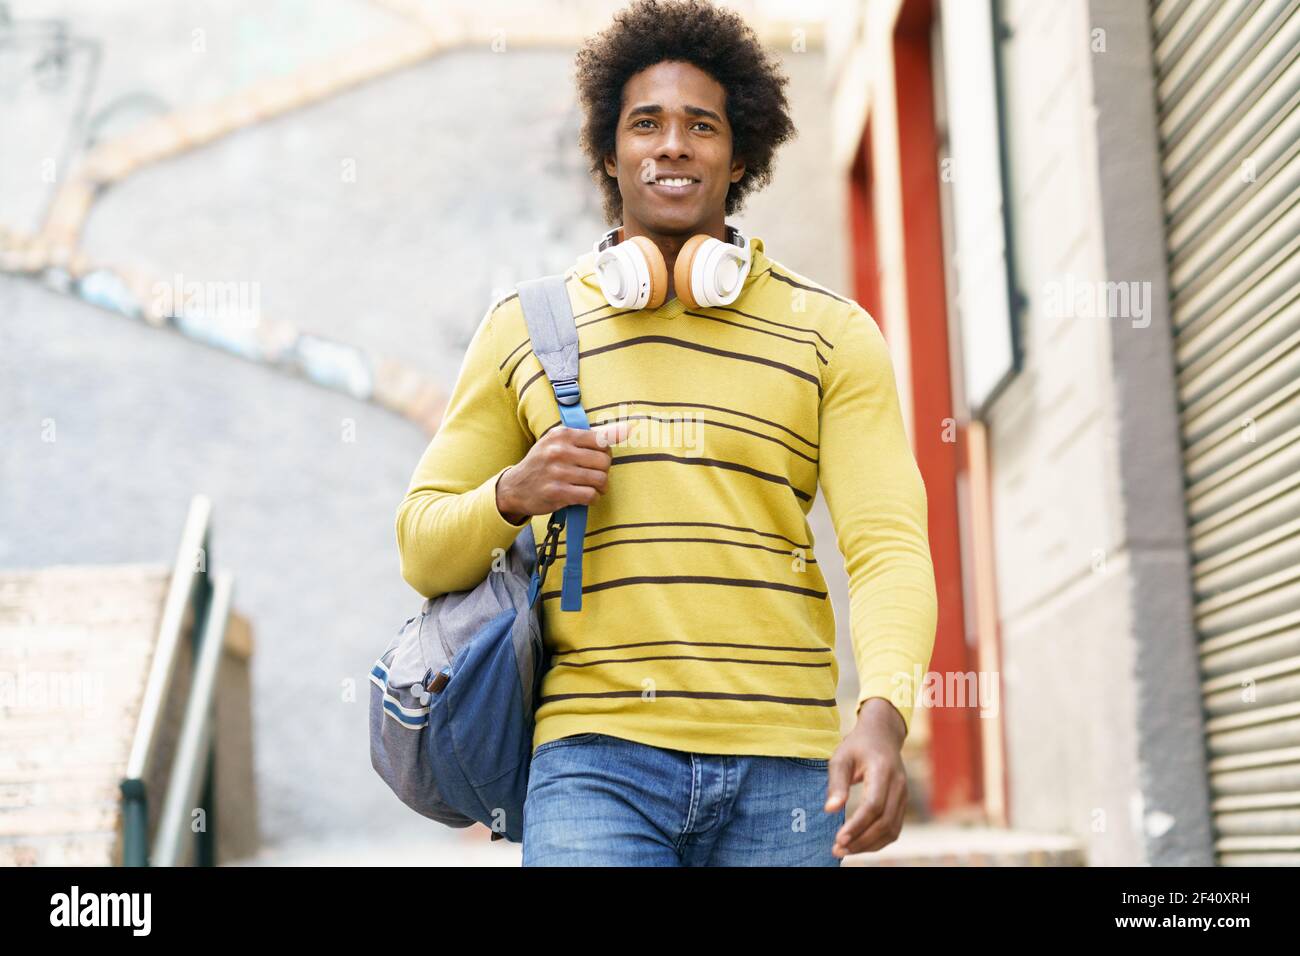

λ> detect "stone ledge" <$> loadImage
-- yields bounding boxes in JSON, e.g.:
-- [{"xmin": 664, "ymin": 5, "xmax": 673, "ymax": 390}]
[{"xmin": 841, "ymin": 824, "xmax": 1087, "ymax": 866}]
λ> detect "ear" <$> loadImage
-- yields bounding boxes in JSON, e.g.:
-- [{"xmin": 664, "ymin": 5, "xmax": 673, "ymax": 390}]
[
  {"xmin": 604, "ymin": 153, "xmax": 618, "ymax": 178},
  {"xmin": 730, "ymin": 157, "xmax": 746, "ymax": 183}
]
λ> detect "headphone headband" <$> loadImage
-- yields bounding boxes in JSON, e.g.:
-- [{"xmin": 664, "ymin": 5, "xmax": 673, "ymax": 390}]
[{"xmin": 594, "ymin": 223, "xmax": 745, "ymax": 254}]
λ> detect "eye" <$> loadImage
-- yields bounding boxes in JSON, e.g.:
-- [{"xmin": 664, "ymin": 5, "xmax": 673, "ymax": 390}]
[{"xmin": 631, "ymin": 118, "xmax": 716, "ymax": 131}]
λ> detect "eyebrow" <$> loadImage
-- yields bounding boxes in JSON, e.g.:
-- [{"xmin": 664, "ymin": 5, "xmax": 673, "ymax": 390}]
[{"xmin": 626, "ymin": 103, "xmax": 724, "ymax": 124}]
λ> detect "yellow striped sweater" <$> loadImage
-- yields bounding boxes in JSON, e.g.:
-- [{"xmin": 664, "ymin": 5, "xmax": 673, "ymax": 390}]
[{"xmin": 395, "ymin": 235, "xmax": 938, "ymax": 759}]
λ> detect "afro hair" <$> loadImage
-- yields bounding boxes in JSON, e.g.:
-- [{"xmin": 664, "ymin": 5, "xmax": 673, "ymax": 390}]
[{"xmin": 574, "ymin": 0, "xmax": 797, "ymax": 224}]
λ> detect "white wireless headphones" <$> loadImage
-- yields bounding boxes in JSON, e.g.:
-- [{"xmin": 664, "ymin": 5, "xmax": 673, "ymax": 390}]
[{"xmin": 592, "ymin": 223, "xmax": 753, "ymax": 311}]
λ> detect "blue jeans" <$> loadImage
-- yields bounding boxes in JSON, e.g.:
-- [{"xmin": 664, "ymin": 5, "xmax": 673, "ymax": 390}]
[{"xmin": 522, "ymin": 732, "xmax": 845, "ymax": 866}]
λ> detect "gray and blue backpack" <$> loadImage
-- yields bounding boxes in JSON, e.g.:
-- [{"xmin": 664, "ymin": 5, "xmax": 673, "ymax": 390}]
[{"xmin": 368, "ymin": 273, "xmax": 589, "ymax": 843}]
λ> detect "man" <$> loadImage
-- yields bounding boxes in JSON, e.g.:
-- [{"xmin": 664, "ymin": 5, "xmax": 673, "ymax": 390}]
[{"xmin": 395, "ymin": 0, "xmax": 938, "ymax": 866}]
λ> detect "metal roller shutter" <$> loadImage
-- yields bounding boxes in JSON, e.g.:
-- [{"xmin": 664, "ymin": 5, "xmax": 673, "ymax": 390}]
[{"xmin": 1149, "ymin": 0, "xmax": 1300, "ymax": 865}]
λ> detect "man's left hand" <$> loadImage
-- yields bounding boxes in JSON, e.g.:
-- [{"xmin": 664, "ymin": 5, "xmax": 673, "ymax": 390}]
[{"xmin": 825, "ymin": 698, "xmax": 909, "ymax": 859}]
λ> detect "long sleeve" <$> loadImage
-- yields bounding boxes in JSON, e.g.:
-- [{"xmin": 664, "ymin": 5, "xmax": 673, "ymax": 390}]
[
  {"xmin": 396, "ymin": 304, "xmax": 534, "ymax": 599},
  {"xmin": 818, "ymin": 306, "xmax": 938, "ymax": 738}
]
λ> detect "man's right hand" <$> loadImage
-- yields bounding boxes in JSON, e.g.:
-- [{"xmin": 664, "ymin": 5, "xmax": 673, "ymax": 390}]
[{"xmin": 496, "ymin": 420, "xmax": 632, "ymax": 524}]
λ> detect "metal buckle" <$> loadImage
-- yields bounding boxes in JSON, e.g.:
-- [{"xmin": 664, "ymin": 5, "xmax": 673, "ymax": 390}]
[
  {"xmin": 551, "ymin": 378, "xmax": 580, "ymax": 405},
  {"xmin": 534, "ymin": 515, "xmax": 564, "ymax": 591}
]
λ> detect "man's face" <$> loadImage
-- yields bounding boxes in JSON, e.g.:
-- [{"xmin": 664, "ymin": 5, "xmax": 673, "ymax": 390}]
[{"xmin": 604, "ymin": 59, "xmax": 745, "ymax": 236}]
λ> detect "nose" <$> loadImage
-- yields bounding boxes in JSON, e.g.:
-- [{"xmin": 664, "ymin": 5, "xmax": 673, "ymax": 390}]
[{"xmin": 656, "ymin": 118, "xmax": 692, "ymax": 159}]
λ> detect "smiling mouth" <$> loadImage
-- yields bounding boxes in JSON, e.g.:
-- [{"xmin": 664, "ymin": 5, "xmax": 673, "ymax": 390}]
[{"xmin": 649, "ymin": 177, "xmax": 701, "ymax": 192}]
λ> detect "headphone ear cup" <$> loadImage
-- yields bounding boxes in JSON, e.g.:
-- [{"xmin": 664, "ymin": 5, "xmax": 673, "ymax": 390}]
[
  {"xmin": 674, "ymin": 234, "xmax": 712, "ymax": 309},
  {"xmin": 627, "ymin": 235, "xmax": 668, "ymax": 310}
]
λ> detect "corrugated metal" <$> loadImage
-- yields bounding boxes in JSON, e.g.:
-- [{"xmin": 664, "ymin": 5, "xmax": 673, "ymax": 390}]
[{"xmin": 1151, "ymin": 0, "xmax": 1300, "ymax": 865}]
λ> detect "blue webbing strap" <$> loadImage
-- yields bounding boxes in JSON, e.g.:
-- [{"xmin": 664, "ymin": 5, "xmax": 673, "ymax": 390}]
[
  {"xmin": 553, "ymin": 380, "xmax": 590, "ymax": 611},
  {"xmin": 514, "ymin": 274, "xmax": 589, "ymax": 612}
]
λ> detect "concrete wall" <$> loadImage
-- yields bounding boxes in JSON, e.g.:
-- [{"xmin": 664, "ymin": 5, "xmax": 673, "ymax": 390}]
[{"xmin": 985, "ymin": 0, "xmax": 1211, "ymax": 864}]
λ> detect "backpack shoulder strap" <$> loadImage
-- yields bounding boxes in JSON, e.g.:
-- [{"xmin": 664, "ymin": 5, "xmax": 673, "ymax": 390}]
[
  {"xmin": 516, "ymin": 274, "xmax": 579, "ymax": 388},
  {"xmin": 514, "ymin": 273, "xmax": 589, "ymax": 612}
]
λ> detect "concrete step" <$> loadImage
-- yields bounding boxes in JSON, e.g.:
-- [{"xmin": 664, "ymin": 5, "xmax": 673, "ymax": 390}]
[
  {"xmin": 0, "ymin": 563, "xmax": 257, "ymax": 866},
  {"xmin": 226, "ymin": 827, "xmax": 520, "ymax": 867},
  {"xmin": 841, "ymin": 824, "xmax": 1086, "ymax": 866},
  {"xmin": 230, "ymin": 823, "xmax": 1085, "ymax": 867}
]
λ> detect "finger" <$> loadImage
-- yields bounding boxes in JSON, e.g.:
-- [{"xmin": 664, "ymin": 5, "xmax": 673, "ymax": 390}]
[
  {"xmin": 558, "ymin": 464, "xmax": 611, "ymax": 492},
  {"xmin": 825, "ymin": 753, "xmax": 858, "ymax": 812},
  {"xmin": 540, "ymin": 423, "xmax": 609, "ymax": 448},
  {"xmin": 834, "ymin": 759, "xmax": 891, "ymax": 848},
  {"xmin": 557, "ymin": 483, "xmax": 601, "ymax": 506},
  {"xmin": 583, "ymin": 420, "xmax": 632, "ymax": 448},
  {"xmin": 564, "ymin": 445, "xmax": 620, "ymax": 471},
  {"xmin": 836, "ymin": 773, "xmax": 907, "ymax": 856},
  {"xmin": 857, "ymin": 776, "xmax": 908, "ymax": 853}
]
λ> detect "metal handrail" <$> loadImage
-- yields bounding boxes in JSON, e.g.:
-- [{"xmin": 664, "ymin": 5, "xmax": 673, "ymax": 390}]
[
  {"xmin": 152, "ymin": 570, "xmax": 233, "ymax": 866},
  {"xmin": 120, "ymin": 494, "xmax": 228, "ymax": 866}
]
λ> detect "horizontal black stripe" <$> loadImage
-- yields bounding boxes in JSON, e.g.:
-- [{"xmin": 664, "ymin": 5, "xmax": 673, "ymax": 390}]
[
  {"xmin": 765, "ymin": 267, "xmax": 853, "ymax": 306},
  {"xmin": 580, "ymin": 399, "xmax": 817, "ymax": 448},
  {"xmin": 490, "ymin": 271, "xmax": 601, "ymax": 359},
  {"xmin": 539, "ymin": 574, "xmax": 828, "ymax": 601},
  {"xmin": 500, "ymin": 306, "xmax": 642, "ymax": 374},
  {"xmin": 580, "ymin": 520, "xmax": 812, "ymax": 550},
  {"xmin": 517, "ymin": 335, "xmax": 822, "ymax": 400},
  {"xmin": 551, "ymin": 638, "xmax": 832, "ymax": 656},
  {"xmin": 573, "ymin": 301, "xmax": 619, "ymax": 320},
  {"xmin": 496, "ymin": 267, "xmax": 845, "ymax": 377},
  {"xmin": 609, "ymin": 451, "xmax": 814, "ymax": 501},
  {"xmin": 681, "ymin": 310, "xmax": 828, "ymax": 365},
  {"xmin": 503, "ymin": 346, "xmax": 527, "ymax": 383},
  {"xmin": 552, "ymin": 653, "xmax": 832, "ymax": 669},
  {"xmin": 538, "ymin": 689, "xmax": 838, "ymax": 707},
  {"xmin": 553, "ymin": 534, "xmax": 817, "ymax": 563},
  {"xmin": 539, "ymin": 413, "xmax": 818, "ymax": 464},
  {"xmin": 705, "ymin": 303, "xmax": 836, "ymax": 351}
]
